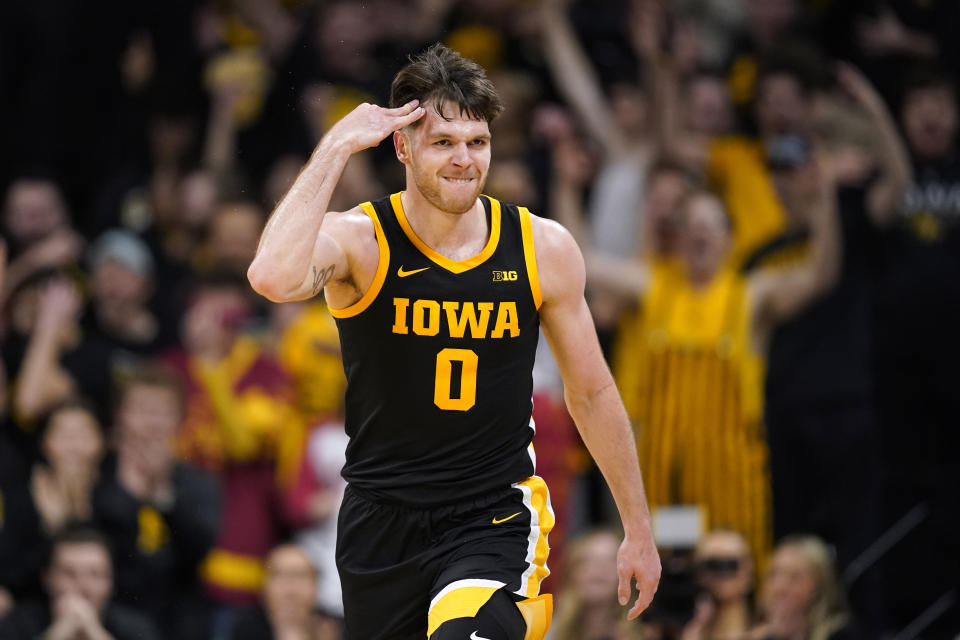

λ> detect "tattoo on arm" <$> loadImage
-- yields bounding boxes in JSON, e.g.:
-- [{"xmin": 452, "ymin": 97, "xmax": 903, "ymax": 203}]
[{"xmin": 311, "ymin": 265, "xmax": 336, "ymax": 294}]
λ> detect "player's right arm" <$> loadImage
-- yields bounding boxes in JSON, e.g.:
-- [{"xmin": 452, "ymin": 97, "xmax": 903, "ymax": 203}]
[{"xmin": 247, "ymin": 100, "xmax": 425, "ymax": 303}]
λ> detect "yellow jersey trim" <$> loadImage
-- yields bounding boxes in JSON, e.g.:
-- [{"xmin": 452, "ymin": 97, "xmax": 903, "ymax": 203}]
[
  {"xmin": 518, "ymin": 207, "xmax": 542, "ymax": 309},
  {"xmin": 329, "ymin": 201, "xmax": 390, "ymax": 319},
  {"xmin": 390, "ymin": 191, "xmax": 501, "ymax": 274}
]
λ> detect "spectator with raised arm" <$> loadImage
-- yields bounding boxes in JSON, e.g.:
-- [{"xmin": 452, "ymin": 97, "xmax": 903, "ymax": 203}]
[
  {"xmin": 750, "ymin": 62, "xmax": 910, "ymax": 632},
  {"xmin": 552, "ymin": 145, "xmax": 840, "ymax": 565},
  {"xmin": 873, "ymin": 64, "xmax": 960, "ymax": 634},
  {"xmin": 654, "ymin": 31, "xmax": 829, "ymax": 268},
  {"xmin": 540, "ymin": 0, "xmax": 657, "ymax": 334},
  {"xmin": 631, "ymin": 0, "xmax": 734, "ymax": 169},
  {"xmin": 3, "ymin": 272, "xmax": 112, "ymax": 426},
  {"xmin": 0, "ymin": 177, "xmax": 83, "ymax": 305}
]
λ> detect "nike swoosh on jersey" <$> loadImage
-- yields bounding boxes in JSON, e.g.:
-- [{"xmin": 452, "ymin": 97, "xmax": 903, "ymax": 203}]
[
  {"xmin": 397, "ymin": 266, "xmax": 430, "ymax": 277},
  {"xmin": 471, "ymin": 632, "xmax": 492, "ymax": 640},
  {"xmin": 492, "ymin": 512, "xmax": 522, "ymax": 525}
]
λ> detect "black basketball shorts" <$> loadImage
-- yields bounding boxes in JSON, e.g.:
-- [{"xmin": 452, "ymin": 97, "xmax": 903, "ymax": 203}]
[{"xmin": 335, "ymin": 476, "xmax": 554, "ymax": 640}]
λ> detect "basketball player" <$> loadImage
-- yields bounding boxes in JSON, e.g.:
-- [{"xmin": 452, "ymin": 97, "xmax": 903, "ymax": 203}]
[{"xmin": 248, "ymin": 44, "xmax": 660, "ymax": 640}]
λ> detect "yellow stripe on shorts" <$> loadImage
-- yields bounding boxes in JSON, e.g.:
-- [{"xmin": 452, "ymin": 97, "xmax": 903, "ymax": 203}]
[{"xmin": 514, "ymin": 476, "xmax": 554, "ymax": 598}]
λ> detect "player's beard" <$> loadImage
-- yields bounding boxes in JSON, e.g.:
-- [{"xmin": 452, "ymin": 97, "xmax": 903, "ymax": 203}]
[{"xmin": 410, "ymin": 163, "xmax": 486, "ymax": 215}]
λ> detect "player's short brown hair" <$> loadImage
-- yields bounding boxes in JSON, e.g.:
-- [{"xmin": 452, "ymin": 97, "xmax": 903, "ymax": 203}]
[{"xmin": 390, "ymin": 43, "xmax": 503, "ymax": 124}]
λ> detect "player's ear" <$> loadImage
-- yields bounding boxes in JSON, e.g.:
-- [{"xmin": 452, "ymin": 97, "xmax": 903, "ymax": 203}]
[{"xmin": 394, "ymin": 130, "xmax": 411, "ymax": 165}]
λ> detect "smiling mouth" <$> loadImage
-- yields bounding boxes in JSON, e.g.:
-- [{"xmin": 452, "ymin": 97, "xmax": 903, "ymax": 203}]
[{"xmin": 442, "ymin": 177, "xmax": 475, "ymax": 184}]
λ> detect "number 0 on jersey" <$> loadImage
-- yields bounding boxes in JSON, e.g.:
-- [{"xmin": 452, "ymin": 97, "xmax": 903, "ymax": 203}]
[{"xmin": 434, "ymin": 348, "xmax": 478, "ymax": 411}]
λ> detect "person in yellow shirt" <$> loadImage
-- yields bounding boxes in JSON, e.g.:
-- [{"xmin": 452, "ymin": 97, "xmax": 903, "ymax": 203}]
[
  {"xmin": 273, "ymin": 300, "xmax": 346, "ymax": 426},
  {"xmin": 653, "ymin": 37, "xmax": 828, "ymax": 269},
  {"xmin": 553, "ymin": 155, "xmax": 839, "ymax": 564}
]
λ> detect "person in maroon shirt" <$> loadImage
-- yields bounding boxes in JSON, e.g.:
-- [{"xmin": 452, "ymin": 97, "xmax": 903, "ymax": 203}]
[{"xmin": 162, "ymin": 273, "xmax": 303, "ymax": 638}]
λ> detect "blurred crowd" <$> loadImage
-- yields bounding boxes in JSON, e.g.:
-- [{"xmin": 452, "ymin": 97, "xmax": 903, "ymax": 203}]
[{"xmin": 1, "ymin": 0, "xmax": 958, "ymax": 638}]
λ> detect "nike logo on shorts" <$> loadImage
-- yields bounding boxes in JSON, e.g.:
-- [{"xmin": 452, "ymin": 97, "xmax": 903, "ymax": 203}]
[
  {"xmin": 470, "ymin": 632, "xmax": 492, "ymax": 640},
  {"xmin": 492, "ymin": 512, "xmax": 522, "ymax": 525}
]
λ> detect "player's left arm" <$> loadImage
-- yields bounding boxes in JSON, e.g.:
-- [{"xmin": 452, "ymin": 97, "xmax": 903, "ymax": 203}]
[{"xmin": 533, "ymin": 215, "xmax": 661, "ymax": 619}]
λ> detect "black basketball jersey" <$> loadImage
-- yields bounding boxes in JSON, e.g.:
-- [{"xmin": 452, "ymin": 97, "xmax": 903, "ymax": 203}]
[{"xmin": 331, "ymin": 192, "xmax": 542, "ymax": 506}]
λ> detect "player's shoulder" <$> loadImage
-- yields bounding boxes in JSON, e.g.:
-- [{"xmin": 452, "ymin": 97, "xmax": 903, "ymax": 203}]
[
  {"xmin": 525, "ymin": 211, "xmax": 585, "ymax": 304},
  {"xmin": 321, "ymin": 205, "xmax": 378, "ymax": 251},
  {"xmin": 528, "ymin": 211, "xmax": 581, "ymax": 262},
  {"xmin": 318, "ymin": 204, "xmax": 384, "ymax": 280},
  {"xmin": 321, "ymin": 205, "xmax": 375, "ymax": 235}
]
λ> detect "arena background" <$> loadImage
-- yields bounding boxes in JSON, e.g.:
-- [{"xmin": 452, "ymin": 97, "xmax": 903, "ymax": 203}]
[{"xmin": 1, "ymin": 0, "xmax": 958, "ymax": 638}]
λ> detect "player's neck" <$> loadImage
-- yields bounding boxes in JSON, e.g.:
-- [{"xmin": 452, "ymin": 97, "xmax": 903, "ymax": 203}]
[{"xmin": 400, "ymin": 188, "xmax": 488, "ymax": 257}]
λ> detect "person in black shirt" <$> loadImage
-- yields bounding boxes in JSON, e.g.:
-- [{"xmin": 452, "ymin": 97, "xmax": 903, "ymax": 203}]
[
  {"xmin": 93, "ymin": 365, "xmax": 220, "ymax": 640},
  {"xmin": 0, "ymin": 525, "xmax": 160, "ymax": 640},
  {"xmin": 2, "ymin": 269, "xmax": 113, "ymax": 427},
  {"xmin": 83, "ymin": 229, "xmax": 169, "ymax": 361},
  {"xmin": 0, "ymin": 433, "xmax": 43, "ymax": 612},
  {"xmin": 874, "ymin": 65, "xmax": 960, "ymax": 634},
  {"xmin": 745, "ymin": 63, "xmax": 910, "ymax": 633}
]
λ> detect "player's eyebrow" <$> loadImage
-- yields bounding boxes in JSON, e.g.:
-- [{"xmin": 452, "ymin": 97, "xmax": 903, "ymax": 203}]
[{"xmin": 430, "ymin": 130, "xmax": 491, "ymax": 141}]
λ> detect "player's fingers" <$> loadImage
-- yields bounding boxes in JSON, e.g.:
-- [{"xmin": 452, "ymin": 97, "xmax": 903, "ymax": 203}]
[
  {"xmin": 617, "ymin": 567, "xmax": 631, "ymax": 606},
  {"xmin": 393, "ymin": 105, "xmax": 426, "ymax": 129},
  {"xmin": 627, "ymin": 597, "xmax": 643, "ymax": 620},
  {"xmin": 627, "ymin": 579, "xmax": 656, "ymax": 620},
  {"xmin": 384, "ymin": 99, "xmax": 420, "ymax": 115}
]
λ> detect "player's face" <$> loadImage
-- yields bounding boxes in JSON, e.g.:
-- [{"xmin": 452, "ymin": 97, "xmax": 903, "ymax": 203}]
[{"xmin": 398, "ymin": 102, "xmax": 491, "ymax": 215}]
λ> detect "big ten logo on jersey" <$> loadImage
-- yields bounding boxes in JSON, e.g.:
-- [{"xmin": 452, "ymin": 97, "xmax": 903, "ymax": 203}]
[
  {"xmin": 492, "ymin": 270, "xmax": 518, "ymax": 282},
  {"xmin": 392, "ymin": 298, "xmax": 520, "ymax": 339}
]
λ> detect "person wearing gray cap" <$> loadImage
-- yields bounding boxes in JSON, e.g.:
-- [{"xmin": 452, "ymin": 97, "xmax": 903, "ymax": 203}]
[{"xmin": 86, "ymin": 229, "xmax": 163, "ymax": 357}]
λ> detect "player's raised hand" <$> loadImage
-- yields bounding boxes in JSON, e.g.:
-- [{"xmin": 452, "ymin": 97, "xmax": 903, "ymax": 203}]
[
  {"xmin": 617, "ymin": 529, "xmax": 662, "ymax": 620},
  {"xmin": 326, "ymin": 100, "xmax": 426, "ymax": 154}
]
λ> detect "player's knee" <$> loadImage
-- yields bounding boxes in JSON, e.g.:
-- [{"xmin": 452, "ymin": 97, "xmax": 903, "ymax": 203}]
[{"xmin": 429, "ymin": 589, "xmax": 552, "ymax": 640}]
